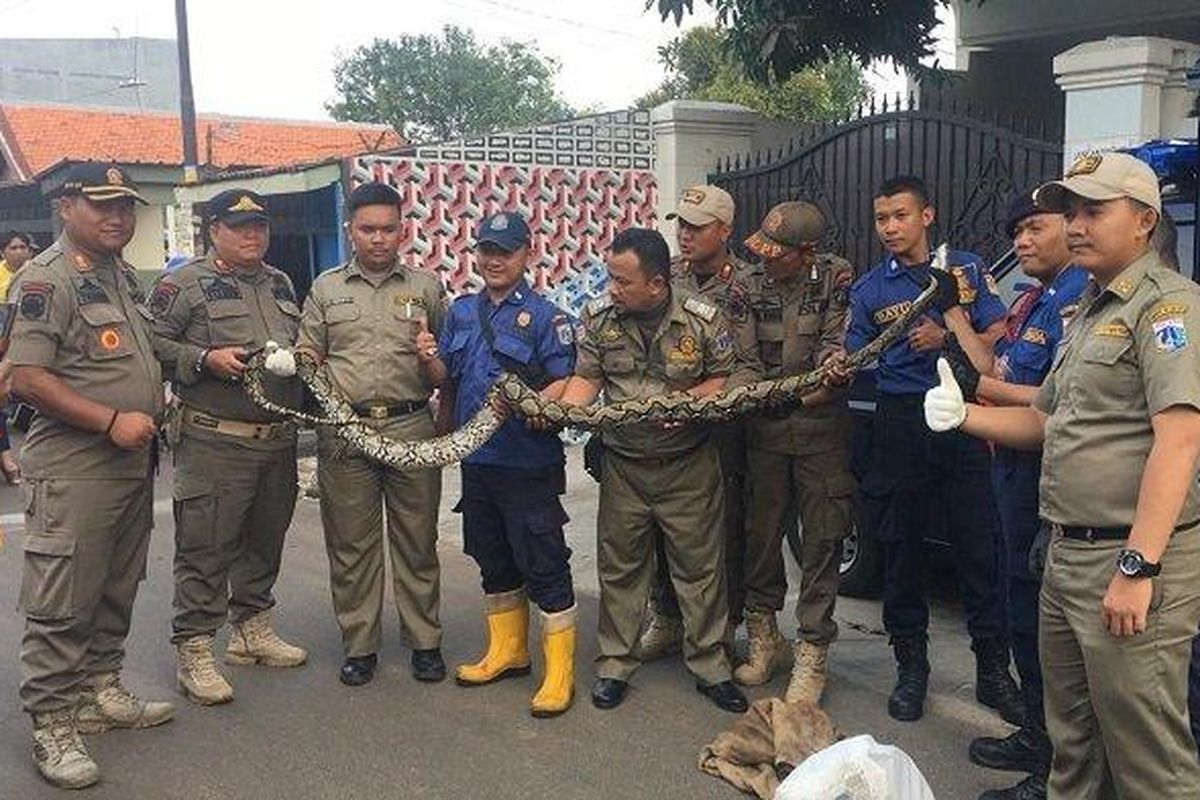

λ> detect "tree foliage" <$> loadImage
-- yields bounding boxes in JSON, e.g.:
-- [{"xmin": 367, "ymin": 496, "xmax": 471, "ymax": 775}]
[
  {"xmin": 650, "ymin": 0, "xmax": 972, "ymax": 84},
  {"xmin": 636, "ymin": 26, "xmax": 868, "ymax": 122},
  {"xmin": 328, "ymin": 25, "xmax": 575, "ymax": 142}
]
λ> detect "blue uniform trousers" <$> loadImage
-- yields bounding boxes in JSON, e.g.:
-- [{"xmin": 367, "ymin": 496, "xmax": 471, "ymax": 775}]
[
  {"xmin": 993, "ymin": 448, "xmax": 1045, "ymax": 729},
  {"xmin": 457, "ymin": 463, "xmax": 574, "ymax": 613},
  {"xmin": 863, "ymin": 394, "xmax": 1006, "ymax": 641}
]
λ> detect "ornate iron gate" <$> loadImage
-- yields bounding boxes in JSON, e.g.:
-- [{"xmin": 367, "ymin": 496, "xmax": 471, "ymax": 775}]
[{"xmin": 709, "ymin": 98, "xmax": 1064, "ymax": 270}]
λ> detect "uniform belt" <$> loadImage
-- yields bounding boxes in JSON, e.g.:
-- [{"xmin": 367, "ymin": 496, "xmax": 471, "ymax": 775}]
[
  {"xmin": 1049, "ymin": 520, "xmax": 1200, "ymax": 542},
  {"xmin": 181, "ymin": 408, "xmax": 294, "ymax": 440},
  {"xmin": 352, "ymin": 400, "xmax": 426, "ymax": 419}
]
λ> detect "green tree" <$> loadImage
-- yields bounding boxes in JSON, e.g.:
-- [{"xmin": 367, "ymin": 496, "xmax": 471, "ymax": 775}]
[
  {"xmin": 328, "ymin": 25, "xmax": 575, "ymax": 142},
  {"xmin": 650, "ymin": 0, "xmax": 976, "ymax": 83},
  {"xmin": 636, "ymin": 26, "xmax": 868, "ymax": 123}
]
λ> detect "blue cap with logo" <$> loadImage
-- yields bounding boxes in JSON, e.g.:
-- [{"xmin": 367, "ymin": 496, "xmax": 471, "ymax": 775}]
[{"xmin": 475, "ymin": 212, "xmax": 531, "ymax": 252}]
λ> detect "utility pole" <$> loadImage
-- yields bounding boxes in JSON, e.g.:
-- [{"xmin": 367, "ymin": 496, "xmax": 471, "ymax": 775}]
[{"xmin": 175, "ymin": 0, "xmax": 199, "ymax": 185}]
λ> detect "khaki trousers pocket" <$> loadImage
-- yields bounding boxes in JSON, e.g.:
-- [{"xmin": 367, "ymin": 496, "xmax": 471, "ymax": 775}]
[{"xmin": 20, "ymin": 531, "xmax": 77, "ymax": 621}]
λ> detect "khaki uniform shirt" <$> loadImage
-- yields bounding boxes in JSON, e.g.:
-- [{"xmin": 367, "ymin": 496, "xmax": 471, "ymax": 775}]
[
  {"xmin": 576, "ymin": 291, "xmax": 735, "ymax": 459},
  {"xmin": 743, "ymin": 253, "xmax": 854, "ymax": 454},
  {"xmin": 148, "ymin": 254, "xmax": 302, "ymax": 437},
  {"xmin": 1035, "ymin": 251, "xmax": 1200, "ymax": 527},
  {"xmin": 671, "ymin": 254, "xmax": 761, "ymax": 387},
  {"xmin": 7, "ymin": 235, "xmax": 162, "ymax": 479},
  {"xmin": 297, "ymin": 258, "xmax": 447, "ymax": 405}
]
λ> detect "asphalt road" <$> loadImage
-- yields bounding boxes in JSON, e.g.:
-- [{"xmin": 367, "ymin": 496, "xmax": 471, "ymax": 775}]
[{"xmin": 0, "ymin": 447, "xmax": 1020, "ymax": 799}]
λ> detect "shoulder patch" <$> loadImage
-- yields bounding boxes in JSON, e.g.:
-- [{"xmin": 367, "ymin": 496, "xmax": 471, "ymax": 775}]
[
  {"xmin": 1150, "ymin": 303, "xmax": 1189, "ymax": 323},
  {"xmin": 1152, "ymin": 315, "xmax": 1189, "ymax": 353},
  {"xmin": 148, "ymin": 281, "xmax": 181, "ymax": 318},
  {"xmin": 683, "ymin": 295, "xmax": 717, "ymax": 322},
  {"xmin": 18, "ymin": 281, "xmax": 54, "ymax": 321}
]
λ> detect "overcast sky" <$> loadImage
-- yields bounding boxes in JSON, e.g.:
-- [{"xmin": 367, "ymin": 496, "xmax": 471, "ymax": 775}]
[{"xmin": 3, "ymin": 0, "xmax": 947, "ymax": 121}]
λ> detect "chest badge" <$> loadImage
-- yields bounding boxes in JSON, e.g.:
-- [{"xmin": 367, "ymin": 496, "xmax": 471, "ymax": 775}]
[
  {"xmin": 99, "ymin": 328, "xmax": 122, "ymax": 351},
  {"xmin": 674, "ymin": 334, "xmax": 699, "ymax": 360},
  {"xmin": 516, "ymin": 310, "xmax": 532, "ymax": 329}
]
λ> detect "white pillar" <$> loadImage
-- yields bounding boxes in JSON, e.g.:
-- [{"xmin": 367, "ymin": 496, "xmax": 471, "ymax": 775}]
[
  {"xmin": 1055, "ymin": 36, "xmax": 1200, "ymax": 166},
  {"xmin": 651, "ymin": 100, "xmax": 761, "ymax": 249}
]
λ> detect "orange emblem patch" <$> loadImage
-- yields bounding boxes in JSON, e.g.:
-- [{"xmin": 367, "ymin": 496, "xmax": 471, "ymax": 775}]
[{"xmin": 99, "ymin": 328, "xmax": 121, "ymax": 350}]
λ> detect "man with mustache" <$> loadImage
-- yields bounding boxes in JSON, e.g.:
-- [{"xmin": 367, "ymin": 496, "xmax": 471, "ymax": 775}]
[{"xmin": 10, "ymin": 163, "xmax": 172, "ymax": 788}]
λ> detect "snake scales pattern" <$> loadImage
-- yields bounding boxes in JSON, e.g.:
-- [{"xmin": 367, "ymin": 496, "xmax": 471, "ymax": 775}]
[{"xmin": 243, "ymin": 276, "xmax": 938, "ymax": 470}]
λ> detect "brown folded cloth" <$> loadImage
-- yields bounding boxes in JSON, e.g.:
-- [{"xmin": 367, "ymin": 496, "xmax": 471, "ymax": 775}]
[{"xmin": 698, "ymin": 698, "xmax": 838, "ymax": 799}]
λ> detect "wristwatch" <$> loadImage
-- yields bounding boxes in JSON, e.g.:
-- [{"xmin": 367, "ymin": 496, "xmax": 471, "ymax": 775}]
[
  {"xmin": 193, "ymin": 348, "xmax": 210, "ymax": 375},
  {"xmin": 1116, "ymin": 548, "xmax": 1161, "ymax": 579}
]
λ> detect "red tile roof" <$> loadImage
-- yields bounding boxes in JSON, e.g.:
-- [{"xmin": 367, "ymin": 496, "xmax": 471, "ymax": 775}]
[{"xmin": 0, "ymin": 103, "xmax": 403, "ymax": 181}]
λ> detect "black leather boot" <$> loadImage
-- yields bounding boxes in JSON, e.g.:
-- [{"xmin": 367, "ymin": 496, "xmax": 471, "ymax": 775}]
[
  {"xmin": 973, "ymin": 637, "xmax": 1024, "ymax": 726},
  {"xmin": 978, "ymin": 773, "xmax": 1047, "ymax": 800},
  {"xmin": 888, "ymin": 635, "xmax": 930, "ymax": 722},
  {"xmin": 969, "ymin": 725, "xmax": 1051, "ymax": 774}
]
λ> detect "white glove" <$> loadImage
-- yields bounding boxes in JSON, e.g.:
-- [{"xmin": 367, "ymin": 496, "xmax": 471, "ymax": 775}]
[
  {"xmin": 263, "ymin": 340, "xmax": 297, "ymax": 378},
  {"xmin": 924, "ymin": 358, "xmax": 966, "ymax": 432}
]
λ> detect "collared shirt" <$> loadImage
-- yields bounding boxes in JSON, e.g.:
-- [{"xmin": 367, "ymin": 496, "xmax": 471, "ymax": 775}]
[
  {"xmin": 671, "ymin": 253, "xmax": 761, "ymax": 388},
  {"xmin": 1035, "ymin": 251, "xmax": 1200, "ymax": 527},
  {"xmin": 575, "ymin": 290, "xmax": 734, "ymax": 459},
  {"xmin": 742, "ymin": 252, "xmax": 855, "ymax": 454},
  {"xmin": 7, "ymin": 235, "xmax": 162, "ymax": 478},
  {"xmin": 994, "ymin": 265, "xmax": 1088, "ymax": 387},
  {"xmin": 845, "ymin": 249, "xmax": 1007, "ymax": 395},
  {"xmin": 149, "ymin": 253, "xmax": 302, "ymax": 437},
  {"xmin": 298, "ymin": 257, "xmax": 447, "ymax": 405},
  {"xmin": 439, "ymin": 279, "xmax": 576, "ymax": 468}
]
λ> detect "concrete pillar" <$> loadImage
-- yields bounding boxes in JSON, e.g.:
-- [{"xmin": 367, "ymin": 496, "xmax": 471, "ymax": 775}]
[
  {"xmin": 651, "ymin": 100, "xmax": 761, "ymax": 248},
  {"xmin": 1054, "ymin": 36, "xmax": 1200, "ymax": 166}
]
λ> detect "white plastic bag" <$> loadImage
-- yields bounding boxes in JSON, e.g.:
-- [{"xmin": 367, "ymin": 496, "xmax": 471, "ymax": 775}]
[{"xmin": 774, "ymin": 734, "xmax": 935, "ymax": 800}]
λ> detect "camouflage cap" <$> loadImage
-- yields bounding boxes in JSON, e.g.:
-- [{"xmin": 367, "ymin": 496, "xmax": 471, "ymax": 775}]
[
  {"xmin": 744, "ymin": 201, "xmax": 825, "ymax": 259},
  {"xmin": 666, "ymin": 185, "xmax": 734, "ymax": 226},
  {"xmin": 1035, "ymin": 151, "xmax": 1161, "ymax": 214}
]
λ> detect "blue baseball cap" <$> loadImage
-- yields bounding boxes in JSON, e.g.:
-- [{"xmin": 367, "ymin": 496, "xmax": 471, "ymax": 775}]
[{"xmin": 476, "ymin": 212, "xmax": 531, "ymax": 252}]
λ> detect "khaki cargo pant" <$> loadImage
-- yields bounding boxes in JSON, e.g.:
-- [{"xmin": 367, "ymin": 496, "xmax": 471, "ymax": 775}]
[
  {"xmin": 595, "ymin": 441, "xmax": 731, "ymax": 685},
  {"xmin": 1040, "ymin": 526, "xmax": 1200, "ymax": 799},
  {"xmin": 317, "ymin": 410, "xmax": 442, "ymax": 656},
  {"xmin": 20, "ymin": 476, "xmax": 153, "ymax": 713},
  {"xmin": 171, "ymin": 431, "xmax": 298, "ymax": 642},
  {"xmin": 743, "ymin": 443, "xmax": 855, "ymax": 644}
]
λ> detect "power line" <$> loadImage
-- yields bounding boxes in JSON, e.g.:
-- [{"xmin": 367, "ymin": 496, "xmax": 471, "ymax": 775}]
[{"xmin": 448, "ymin": 0, "xmax": 659, "ymax": 43}]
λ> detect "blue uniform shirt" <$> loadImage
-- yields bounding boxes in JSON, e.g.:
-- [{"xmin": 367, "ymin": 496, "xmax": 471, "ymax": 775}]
[
  {"xmin": 846, "ymin": 249, "xmax": 1007, "ymax": 395},
  {"xmin": 440, "ymin": 280, "xmax": 576, "ymax": 468},
  {"xmin": 994, "ymin": 265, "xmax": 1088, "ymax": 387}
]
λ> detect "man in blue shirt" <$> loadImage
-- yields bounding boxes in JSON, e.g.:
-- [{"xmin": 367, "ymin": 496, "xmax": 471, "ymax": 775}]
[
  {"xmin": 432, "ymin": 212, "xmax": 578, "ymax": 718},
  {"xmin": 843, "ymin": 175, "xmax": 1021, "ymax": 724},
  {"xmin": 944, "ymin": 193, "xmax": 1086, "ymax": 800}
]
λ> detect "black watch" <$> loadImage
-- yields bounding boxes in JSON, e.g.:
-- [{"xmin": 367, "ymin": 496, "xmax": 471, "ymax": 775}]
[{"xmin": 1116, "ymin": 548, "xmax": 1161, "ymax": 579}]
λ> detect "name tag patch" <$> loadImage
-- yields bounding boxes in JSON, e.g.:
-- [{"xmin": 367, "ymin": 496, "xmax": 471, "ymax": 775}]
[{"xmin": 873, "ymin": 301, "xmax": 912, "ymax": 326}]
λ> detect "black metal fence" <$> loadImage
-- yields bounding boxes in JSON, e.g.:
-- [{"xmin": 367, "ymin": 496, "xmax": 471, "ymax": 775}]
[{"xmin": 709, "ymin": 96, "xmax": 1064, "ymax": 271}]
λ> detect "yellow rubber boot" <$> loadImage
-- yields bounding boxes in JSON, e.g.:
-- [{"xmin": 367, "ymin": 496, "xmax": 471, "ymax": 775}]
[
  {"xmin": 530, "ymin": 605, "xmax": 576, "ymax": 718},
  {"xmin": 455, "ymin": 588, "xmax": 531, "ymax": 686}
]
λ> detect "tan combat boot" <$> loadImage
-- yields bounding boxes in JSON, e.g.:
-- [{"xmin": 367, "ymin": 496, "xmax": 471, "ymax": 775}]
[
  {"xmin": 226, "ymin": 610, "xmax": 308, "ymax": 668},
  {"xmin": 785, "ymin": 641, "xmax": 829, "ymax": 705},
  {"xmin": 176, "ymin": 634, "xmax": 234, "ymax": 705},
  {"xmin": 76, "ymin": 672, "xmax": 175, "ymax": 734},
  {"xmin": 733, "ymin": 609, "xmax": 788, "ymax": 686},
  {"xmin": 32, "ymin": 708, "xmax": 100, "ymax": 789},
  {"xmin": 634, "ymin": 599, "xmax": 683, "ymax": 662}
]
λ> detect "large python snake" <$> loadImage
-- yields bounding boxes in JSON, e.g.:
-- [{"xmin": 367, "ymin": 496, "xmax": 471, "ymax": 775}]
[{"xmin": 243, "ymin": 276, "xmax": 939, "ymax": 470}]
